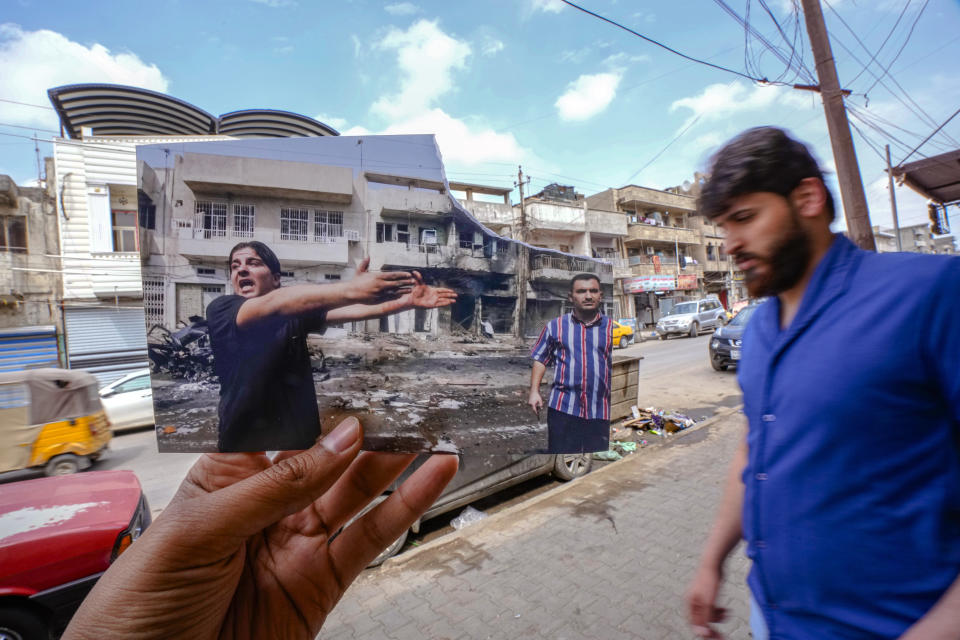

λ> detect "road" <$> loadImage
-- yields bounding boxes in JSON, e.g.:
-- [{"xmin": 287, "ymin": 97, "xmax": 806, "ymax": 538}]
[{"xmin": 1, "ymin": 332, "xmax": 740, "ymax": 519}]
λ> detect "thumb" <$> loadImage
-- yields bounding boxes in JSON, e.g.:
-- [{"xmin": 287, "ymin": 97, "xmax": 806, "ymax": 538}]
[
  {"xmin": 357, "ymin": 257, "xmax": 370, "ymax": 273},
  {"xmin": 201, "ymin": 417, "xmax": 363, "ymax": 538}
]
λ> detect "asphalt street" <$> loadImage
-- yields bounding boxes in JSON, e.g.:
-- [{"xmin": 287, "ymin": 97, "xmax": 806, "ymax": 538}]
[{"xmin": 7, "ymin": 331, "xmax": 742, "ymax": 521}]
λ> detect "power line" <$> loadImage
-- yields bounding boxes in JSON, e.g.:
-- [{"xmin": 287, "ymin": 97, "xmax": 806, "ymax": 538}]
[
  {"xmin": 862, "ymin": 0, "xmax": 930, "ymax": 98},
  {"xmin": 844, "ymin": 0, "xmax": 913, "ymax": 87},
  {"xmin": 624, "ymin": 115, "xmax": 703, "ymax": 184},
  {"xmin": 559, "ymin": 0, "xmax": 776, "ymax": 84},
  {"xmin": 0, "ymin": 97, "xmax": 56, "ymax": 110},
  {"xmin": 899, "ymin": 104, "xmax": 960, "ymax": 165}
]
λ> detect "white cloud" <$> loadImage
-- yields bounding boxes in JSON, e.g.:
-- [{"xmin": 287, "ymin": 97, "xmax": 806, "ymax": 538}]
[
  {"xmin": 0, "ymin": 24, "xmax": 169, "ymax": 129},
  {"xmin": 481, "ymin": 37, "xmax": 504, "ymax": 57},
  {"xmin": 249, "ymin": 0, "xmax": 297, "ymax": 7},
  {"xmin": 555, "ymin": 71, "xmax": 623, "ymax": 121},
  {"xmin": 351, "ymin": 34, "xmax": 362, "ymax": 58},
  {"xmin": 560, "ymin": 47, "xmax": 591, "ymax": 63},
  {"xmin": 529, "ymin": 0, "xmax": 565, "ymax": 13},
  {"xmin": 314, "ymin": 113, "xmax": 349, "ymax": 131},
  {"xmin": 384, "ymin": 2, "xmax": 420, "ymax": 15},
  {"xmin": 372, "ymin": 19, "xmax": 471, "ymax": 121},
  {"xmin": 670, "ymin": 81, "xmax": 810, "ymax": 130}
]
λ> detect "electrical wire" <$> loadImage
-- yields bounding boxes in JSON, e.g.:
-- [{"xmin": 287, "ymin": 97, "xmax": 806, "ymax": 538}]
[
  {"xmin": 624, "ymin": 115, "xmax": 703, "ymax": 184},
  {"xmin": 862, "ymin": 0, "xmax": 930, "ymax": 98},
  {"xmin": 844, "ymin": 0, "xmax": 913, "ymax": 88},
  {"xmin": 559, "ymin": 0, "xmax": 777, "ymax": 84},
  {"xmin": 899, "ymin": 104, "xmax": 960, "ymax": 165}
]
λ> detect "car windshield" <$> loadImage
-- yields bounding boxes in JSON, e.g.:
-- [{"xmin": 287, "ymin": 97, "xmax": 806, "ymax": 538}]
[
  {"xmin": 671, "ymin": 303, "xmax": 698, "ymax": 315},
  {"xmin": 730, "ymin": 305, "xmax": 759, "ymax": 326}
]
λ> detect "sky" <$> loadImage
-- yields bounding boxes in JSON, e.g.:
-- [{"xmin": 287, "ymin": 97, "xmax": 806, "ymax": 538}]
[{"xmin": 2, "ymin": 0, "xmax": 959, "ymax": 235}]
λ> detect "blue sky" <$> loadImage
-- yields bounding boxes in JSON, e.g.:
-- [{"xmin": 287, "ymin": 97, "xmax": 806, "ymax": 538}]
[{"xmin": 2, "ymin": 0, "xmax": 959, "ymax": 233}]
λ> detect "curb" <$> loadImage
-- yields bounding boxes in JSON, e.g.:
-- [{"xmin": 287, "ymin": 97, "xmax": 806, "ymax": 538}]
[{"xmin": 382, "ymin": 403, "xmax": 744, "ymax": 569}]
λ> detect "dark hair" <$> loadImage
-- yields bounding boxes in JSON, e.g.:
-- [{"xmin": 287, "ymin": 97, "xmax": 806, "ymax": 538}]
[
  {"xmin": 228, "ymin": 241, "xmax": 281, "ymax": 276},
  {"xmin": 570, "ymin": 273, "xmax": 601, "ymax": 291},
  {"xmin": 698, "ymin": 127, "xmax": 835, "ymax": 222}
]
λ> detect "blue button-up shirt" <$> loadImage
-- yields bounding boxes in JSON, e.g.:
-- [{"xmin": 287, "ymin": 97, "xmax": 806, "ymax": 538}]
[
  {"xmin": 739, "ymin": 235, "xmax": 960, "ymax": 639},
  {"xmin": 531, "ymin": 312, "xmax": 613, "ymax": 420}
]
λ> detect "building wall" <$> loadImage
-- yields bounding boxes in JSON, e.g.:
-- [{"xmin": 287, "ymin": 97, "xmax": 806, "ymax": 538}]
[{"xmin": 0, "ymin": 167, "xmax": 63, "ymax": 330}]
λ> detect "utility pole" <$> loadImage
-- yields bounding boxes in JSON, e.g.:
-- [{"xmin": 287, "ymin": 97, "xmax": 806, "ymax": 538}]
[
  {"xmin": 800, "ymin": 0, "xmax": 876, "ymax": 251},
  {"xmin": 512, "ymin": 166, "xmax": 530, "ymax": 339},
  {"xmin": 885, "ymin": 144, "xmax": 902, "ymax": 251}
]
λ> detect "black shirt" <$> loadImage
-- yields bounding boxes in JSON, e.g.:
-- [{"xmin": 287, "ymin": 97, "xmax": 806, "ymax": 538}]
[{"xmin": 206, "ymin": 294, "xmax": 324, "ymax": 452}]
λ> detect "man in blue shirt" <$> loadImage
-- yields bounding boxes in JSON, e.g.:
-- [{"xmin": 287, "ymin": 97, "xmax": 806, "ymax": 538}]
[
  {"xmin": 529, "ymin": 273, "xmax": 613, "ymax": 453},
  {"xmin": 686, "ymin": 127, "xmax": 960, "ymax": 639}
]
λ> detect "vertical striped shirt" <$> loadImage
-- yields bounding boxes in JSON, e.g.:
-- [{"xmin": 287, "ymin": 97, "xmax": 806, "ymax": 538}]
[{"xmin": 530, "ymin": 312, "xmax": 613, "ymax": 420}]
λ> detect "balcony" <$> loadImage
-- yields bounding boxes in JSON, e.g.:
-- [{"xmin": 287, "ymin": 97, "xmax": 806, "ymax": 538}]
[
  {"xmin": 529, "ymin": 254, "xmax": 613, "ymax": 284},
  {"xmin": 372, "ymin": 188, "xmax": 453, "ymax": 217},
  {"xmin": 586, "ymin": 209, "xmax": 628, "ymax": 236},
  {"xmin": 176, "ymin": 227, "xmax": 350, "ymax": 266},
  {"xmin": 626, "ymin": 224, "xmax": 699, "ymax": 245},
  {"xmin": 702, "ymin": 258, "xmax": 734, "ymax": 272},
  {"xmin": 367, "ymin": 241, "xmax": 517, "ymax": 275},
  {"xmin": 457, "ymin": 199, "xmax": 515, "ymax": 226}
]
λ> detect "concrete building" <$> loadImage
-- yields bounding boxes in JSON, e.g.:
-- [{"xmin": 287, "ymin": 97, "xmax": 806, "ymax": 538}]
[
  {"xmin": 871, "ymin": 225, "xmax": 900, "ymax": 252},
  {"xmin": 934, "ymin": 234, "xmax": 957, "ymax": 255},
  {"xmin": 459, "ymin": 182, "xmax": 620, "ymax": 334},
  {"xmin": 140, "ymin": 152, "xmax": 518, "ymax": 337},
  {"xmin": 48, "ymin": 83, "xmax": 340, "ymax": 384},
  {"xmin": 0, "ymin": 164, "xmax": 65, "ymax": 372},
  {"xmin": 871, "ymin": 223, "xmax": 956, "ymax": 255}
]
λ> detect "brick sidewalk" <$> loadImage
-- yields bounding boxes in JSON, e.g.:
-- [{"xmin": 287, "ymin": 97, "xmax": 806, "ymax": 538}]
[{"xmin": 323, "ymin": 410, "xmax": 752, "ymax": 640}]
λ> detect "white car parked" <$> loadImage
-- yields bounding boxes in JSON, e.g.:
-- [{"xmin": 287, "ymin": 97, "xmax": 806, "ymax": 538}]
[{"xmin": 99, "ymin": 369, "xmax": 155, "ymax": 432}]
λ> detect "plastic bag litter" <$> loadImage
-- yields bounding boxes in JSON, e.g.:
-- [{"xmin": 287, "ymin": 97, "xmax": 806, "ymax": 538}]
[
  {"xmin": 615, "ymin": 441, "xmax": 638, "ymax": 453},
  {"xmin": 593, "ymin": 450, "xmax": 622, "ymax": 461},
  {"xmin": 451, "ymin": 506, "xmax": 488, "ymax": 530}
]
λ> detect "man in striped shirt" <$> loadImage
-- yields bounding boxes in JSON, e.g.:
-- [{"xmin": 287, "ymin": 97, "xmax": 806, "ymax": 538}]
[{"xmin": 528, "ymin": 273, "xmax": 613, "ymax": 453}]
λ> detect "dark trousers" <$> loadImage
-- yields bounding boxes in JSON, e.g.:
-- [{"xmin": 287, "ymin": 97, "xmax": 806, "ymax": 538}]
[{"xmin": 546, "ymin": 408, "xmax": 609, "ymax": 454}]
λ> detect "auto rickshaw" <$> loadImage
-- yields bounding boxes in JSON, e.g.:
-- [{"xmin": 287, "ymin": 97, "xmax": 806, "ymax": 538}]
[{"xmin": 0, "ymin": 368, "xmax": 112, "ymax": 476}]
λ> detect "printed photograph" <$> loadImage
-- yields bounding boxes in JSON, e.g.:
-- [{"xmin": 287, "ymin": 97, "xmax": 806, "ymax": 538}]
[{"xmin": 137, "ymin": 135, "xmax": 617, "ymax": 454}]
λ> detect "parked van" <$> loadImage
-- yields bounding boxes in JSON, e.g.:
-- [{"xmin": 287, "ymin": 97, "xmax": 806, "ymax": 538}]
[{"xmin": 0, "ymin": 368, "xmax": 111, "ymax": 476}]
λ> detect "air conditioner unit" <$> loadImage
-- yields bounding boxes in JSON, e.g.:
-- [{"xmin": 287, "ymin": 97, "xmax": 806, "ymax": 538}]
[
  {"xmin": 344, "ymin": 230, "xmax": 360, "ymax": 242},
  {"xmin": 645, "ymin": 246, "xmax": 655, "ymax": 255}
]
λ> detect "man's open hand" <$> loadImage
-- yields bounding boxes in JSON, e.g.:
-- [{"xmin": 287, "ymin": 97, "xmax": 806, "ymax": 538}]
[
  {"xmin": 402, "ymin": 270, "xmax": 457, "ymax": 309},
  {"xmin": 64, "ymin": 417, "xmax": 458, "ymax": 640},
  {"xmin": 347, "ymin": 257, "xmax": 418, "ymax": 304}
]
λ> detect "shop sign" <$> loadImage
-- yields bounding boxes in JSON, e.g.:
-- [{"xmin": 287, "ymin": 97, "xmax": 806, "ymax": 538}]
[
  {"xmin": 677, "ymin": 274, "xmax": 698, "ymax": 290},
  {"xmin": 623, "ymin": 274, "xmax": 676, "ymax": 293}
]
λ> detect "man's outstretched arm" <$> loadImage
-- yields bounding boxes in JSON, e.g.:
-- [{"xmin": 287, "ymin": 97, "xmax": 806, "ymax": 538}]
[
  {"xmin": 686, "ymin": 429, "xmax": 748, "ymax": 639},
  {"xmin": 326, "ymin": 271, "xmax": 457, "ymax": 324}
]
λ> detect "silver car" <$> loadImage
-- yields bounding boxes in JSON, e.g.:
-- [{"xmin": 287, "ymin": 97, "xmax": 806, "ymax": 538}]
[
  {"xmin": 99, "ymin": 369, "xmax": 156, "ymax": 432},
  {"xmin": 656, "ymin": 299, "xmax": 727, "ymax": 339}
]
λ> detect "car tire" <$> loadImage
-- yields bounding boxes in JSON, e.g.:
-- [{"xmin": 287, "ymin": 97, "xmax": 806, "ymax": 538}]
[
  {"xmin": 552, "ymin": 453, "xmax": 593, "ymax": 481},
  {"xmin": 44, "ymin": 454, "xmax": 81, "ymax": 476},
  {"xmin": 710, "ymin": 357, "xmax": 727, "ymax": 371},
  {"xmin": 0, "ymin": 605, "xmax": 49, "ymax": 640},
  {"xmin": 688, "ymin": 322, "xmax": 699, "ymax": 338}
]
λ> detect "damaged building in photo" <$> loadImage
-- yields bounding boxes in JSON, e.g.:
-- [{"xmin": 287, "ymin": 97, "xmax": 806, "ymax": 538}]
[{"xmin": 137, "ymin": 148, "xmax": 523, "ymax": 339}]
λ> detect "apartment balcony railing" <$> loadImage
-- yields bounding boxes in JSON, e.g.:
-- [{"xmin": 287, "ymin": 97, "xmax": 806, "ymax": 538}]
[
  {"xmin": 530, "ymin": 254, "xmax": 613, "ymax": 282},
  {"xmin": 626, "ymin": 224, "xmax": 699, "ymax": 245}
]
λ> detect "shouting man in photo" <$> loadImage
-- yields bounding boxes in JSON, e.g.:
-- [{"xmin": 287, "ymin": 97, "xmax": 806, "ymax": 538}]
[
  {"xmin": 207, "ymin": 241, "xmax": 457, "ymax": 452},
  {"xmin": 528, "ymin": 272, "xmax": 613, "ymax": 453}
]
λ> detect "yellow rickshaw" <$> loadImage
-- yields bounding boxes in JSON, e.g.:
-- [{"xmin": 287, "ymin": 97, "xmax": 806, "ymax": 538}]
[{"xmin": 0, "ymin": 368, "xmax": 112, "ymax": 476}]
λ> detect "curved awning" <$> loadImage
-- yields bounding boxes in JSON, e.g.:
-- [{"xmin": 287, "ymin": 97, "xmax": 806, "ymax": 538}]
[
  {"xmin": 48, "ymin": 84, "xmax": 340, "ymax": 139},
  {"xmin": 218, "ymin": 109, "xmax": 339, "ymax": 137},
  {"xmin": 48, "ymin": 84, "xmax": 217, "ymax": 139}
]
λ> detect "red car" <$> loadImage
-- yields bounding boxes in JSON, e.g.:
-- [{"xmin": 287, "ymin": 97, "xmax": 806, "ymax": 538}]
[{"xmin": 0, "ymin": 470, "xmax": 151, "ymax": 640}]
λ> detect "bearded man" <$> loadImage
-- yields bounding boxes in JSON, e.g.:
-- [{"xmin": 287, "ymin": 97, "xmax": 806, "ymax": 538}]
[{"xmin": 685, "ymin": 128, "xmax": 960, "ymax": 639}]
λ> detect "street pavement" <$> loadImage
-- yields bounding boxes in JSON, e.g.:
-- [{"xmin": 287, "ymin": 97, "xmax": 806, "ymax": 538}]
[{"xmin": 323, "ymin": 408, "xmax": 752, "ymax": 640}]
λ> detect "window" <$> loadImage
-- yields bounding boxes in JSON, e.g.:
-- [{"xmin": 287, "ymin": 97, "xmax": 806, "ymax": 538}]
[
  {"xmin": 233, "ymin": 204, "xmax": 255, "ymax": 238},
  {"xmin": 197, "ymin": 267, "xmax": 216, "ymax": 276},
  {"xmin": 112, "ymin": 211, "xmax": 138, "ymax": 252},
  {"xmin": 280, "ymin": 208, "xmax": 309, "ymax": 241},
  {"xmin": 314, "ymin": 210, "xmax": 343, "ymax": 240},
  {"xmin": 396, "ymin": 223, "xmax": 410, "ymax": 245},
  {"xmin": 280, "ymin": 270, "xmax": 295, "ymax": 278},
  {"xmin": 195, "ymin": 201, "xmax": 227, "ymax": 238},
  {"xmin": 0, "ymin": 216, "xmax": 27, "ymax": 253},
  {"xmin": 138, "ymin": 192, "xmax": 156, "ymax": 230},
  {"xmin": 376, "ymin": 222, "xmax": 394, "ymax": 243},
  {"xmin": 459, "ymin": 228, "xmax": 473, "ymax": 249},
  {"xmin": 324, "ymin": 274, "xmax": 341, "ymax": 281},
  {"xmin": 115, "ymin": 374, "xmax": 151, "ymax": 394}
]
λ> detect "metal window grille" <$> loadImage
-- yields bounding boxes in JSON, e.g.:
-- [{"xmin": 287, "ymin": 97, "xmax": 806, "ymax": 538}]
[
  {"xmin": 195, "ymin": 201, "xmax": 227, "ymax": 238},
  {"xmin": 281, "ymin": 208, "xmax": 309, "ymax": 241},
  {"xmin": 143, "ymin": 278, "xmax": 165, "ymax": 327},
  {"xmin": 314, "ymin": 210, "xmax": 343, "ymax": 240},
  {"xmin": 233, "ymin": 204, "xmax": 255, "ymax": 238}
]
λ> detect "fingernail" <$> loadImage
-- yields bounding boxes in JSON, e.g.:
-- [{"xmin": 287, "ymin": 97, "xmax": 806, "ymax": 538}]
[{"xmin": 322, "ymin": 417, "xmax": 360, "ymax": 453}]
